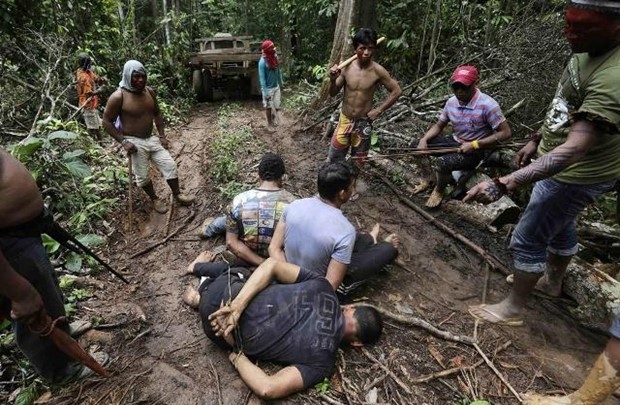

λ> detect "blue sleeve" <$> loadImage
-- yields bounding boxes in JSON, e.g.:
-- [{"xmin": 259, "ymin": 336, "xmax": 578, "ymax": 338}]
[
  {"xmin": 331, "ymin": 228, "xmax": 355, "ymax": 265},
  {"xmin": 258, "ymin": 58, "xmax": 267, "ymax": 93}
]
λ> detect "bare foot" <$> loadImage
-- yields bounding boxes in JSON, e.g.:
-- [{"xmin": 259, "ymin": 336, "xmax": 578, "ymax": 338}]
[
  {"xmin": 425, "ymin": 188, "xmax": 444, "ymax": 208},
  {"xmin": 182, "ymin": 286, "xmax": 200, "ymax": 309},
  {"xmin": 468, "ymin": 300, "xmax": 524, "ymax": 326},
  {"xmin": 369, "ymin": 223, "xmax": 380, "ymax": 243},
  {"xmin": 521, "ymin": 393, "xmax": 571, "ymax": 405},
  {"xmin": 412, "ymin": 180, "xmax": 431, "ymax": 194},
  {"xmin": 186, "ymin": 251, "xmax": 215, "ymax": 274},
  {"xmin": 384, "ymin": 233, "xmax": 400, "ymax": 250},
  {"xmin": 506, "ymin": 274, "xmax": 563, "ymax": 298}
]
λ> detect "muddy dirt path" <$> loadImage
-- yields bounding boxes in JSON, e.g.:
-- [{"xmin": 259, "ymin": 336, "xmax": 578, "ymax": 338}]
[{"xmin": 50, "ymin": 102, "xmax": 617, "ymax": 404}]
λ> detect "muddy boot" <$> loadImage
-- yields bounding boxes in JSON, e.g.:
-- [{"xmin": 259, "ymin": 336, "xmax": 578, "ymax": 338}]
[
  {"xmin": 142, "ymin": 182, "xmax": 168, "ymax": 214},
  {"xmin": 166, "ymin": 178, "xmax": 194, "ymax": 205},
  {"xmin": 523, "ymin": 352, "xmax": 620, "ymax": 405}
]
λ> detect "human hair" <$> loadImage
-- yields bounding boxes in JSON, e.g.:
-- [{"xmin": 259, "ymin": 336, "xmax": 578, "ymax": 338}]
[
  {"xmin": 77, "ymin": 54, "xmax": 91, "ymax": 70},
  {"xmin": 317, "ymin": 161, "xmax": 354, "ymax": 201},
  {"xmin": 352, "ymin": 28, "xmax": 378, "ymax": 48},
  {"xmin": 353, "ymin": 306, "xmax": 383, "ymax": 345},
  {"xmin": 258, "ymin": 153, "xmax": 286, "ymax": 181}
]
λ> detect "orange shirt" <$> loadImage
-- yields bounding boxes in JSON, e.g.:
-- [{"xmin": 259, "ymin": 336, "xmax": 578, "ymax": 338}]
[{"xmin": 76, "ymin": 68, "xmax": 99, "ymax": 109}]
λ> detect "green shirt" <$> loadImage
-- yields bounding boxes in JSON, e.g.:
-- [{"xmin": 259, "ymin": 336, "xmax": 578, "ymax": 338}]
[{"xmin": 538, "ymin": 46, "xmax": 620, "ymax": 184}]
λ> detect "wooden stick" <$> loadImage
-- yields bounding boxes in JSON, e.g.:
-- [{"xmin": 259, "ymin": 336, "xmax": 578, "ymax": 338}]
[
  {"xmin": 129, "ymin": 211, "xmax": 196, "ymax": 258},
  {"xmin": 337, "ymin": 37, "xmax": 386, "ymax": 70},
  {"xmin": 360, "ymin": 347, "xmax": 412, "ymax": 395},
  {"xmin": 209, "ymin": 359, "xmax": 223, "ymax": 405},
  {"xmin": 474, "ymin": 342, "xmax": 523, "ymax": 403},
  {"xmin": 372, "ymin": 171, "xmax": 513, "ymax": 276},
  {"xmin": 412, "ymin": 340, "xmax": 512, "ymax": 384},
  {"xmin": 128, "ymin": 154, "xmax": 134, "ymax": 233},
  {"xmin": 362, "ymin": 304, "xmax": 476, "ymax": 346}
]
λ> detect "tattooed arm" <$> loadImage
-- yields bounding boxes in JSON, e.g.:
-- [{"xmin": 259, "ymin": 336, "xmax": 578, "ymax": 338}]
[{"xmin": 464, "ymin": 120, "xmax": 600, "ymax": 203}]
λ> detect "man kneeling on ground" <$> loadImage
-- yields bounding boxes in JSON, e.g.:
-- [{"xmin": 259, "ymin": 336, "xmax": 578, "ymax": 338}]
[
  {"xmin": 187, "ymin": 153, "xmax": 295, "ymax": 278},
  {"xmin": 269, "ymin": 161, "xmax": 399, "ymax": 297},
  {"xmin": 197, "ymin": 258, "xmax": 383, "ymax": 399}
]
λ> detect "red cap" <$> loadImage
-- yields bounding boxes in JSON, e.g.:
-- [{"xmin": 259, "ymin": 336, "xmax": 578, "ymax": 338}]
[
  {"xmin": 451, "ymin": 65, "xmax": 479, "ymax": 86},
  {"xmin": 261, "ymin": 40, "xmax": 275, "ymax": 53}
]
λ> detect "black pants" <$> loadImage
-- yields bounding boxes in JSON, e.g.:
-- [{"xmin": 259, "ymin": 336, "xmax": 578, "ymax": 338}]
[
  {"xmin": 0, "ymin": 236, "xmax": 71, "ymax": 382},
  {"xmin": 338, "ymin": 233, "xmax": 398, "ymax": 297}
]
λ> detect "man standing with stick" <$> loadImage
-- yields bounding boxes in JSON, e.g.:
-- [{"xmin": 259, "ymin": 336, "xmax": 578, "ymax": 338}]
[{"xmin": 327, "ymin": 28, "xmax": 402, "ymax": 170}]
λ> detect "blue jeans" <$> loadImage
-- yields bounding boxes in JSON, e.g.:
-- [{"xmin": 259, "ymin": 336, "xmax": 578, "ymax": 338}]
[{"xmin": 510, "ymin": 178, "xmax": 616, "ymax": 273}]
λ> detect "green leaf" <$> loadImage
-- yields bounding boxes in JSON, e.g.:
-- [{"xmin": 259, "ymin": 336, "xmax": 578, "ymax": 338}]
[
  {"xmin": 48, "ymin": 130, "xmax": 78, "ymax": 142},
  {"xmin": 370, "ymin": 132, "xmax": 379, "ymax": 146},
  {"xmin": 62, "ymin": 149, "xmax": 86, "ymax": 160},
  {"xmin": 76, "ymin": 234, "xmax": 105, "ymax": 247},
  {"xmin": 9, "ymin": 138, "xmax": 44, "ymax": 161},
  {"xmin": 15, "ymin": 382, "xmax": 39, "ymax": 405},
  {"xmin": 41, "ymin": 234, "xmax": 61, "ymax": 254},
  {"xmin": 64, "ymin": 159, "xmax": 92, "ymax": 178},
  {"xmin": 470, "ymin": 401, "xmax": 491, "ymax": 405},
  {"xmin": 65, "ymin": 253, "xmax": 83, "ymax": 272}
]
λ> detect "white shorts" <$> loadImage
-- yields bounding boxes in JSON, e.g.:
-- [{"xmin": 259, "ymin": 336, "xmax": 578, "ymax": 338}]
[
  {"xmin": 125, "ymin": 135, "xmax": 178, "ymax": 187},
  {"xmin": 262, "ymin": 86, "xmax": 281, "ymax": 109},
  {"xmin": 82, "ymin": 109, "xmax": 101, "ymax": 129}
]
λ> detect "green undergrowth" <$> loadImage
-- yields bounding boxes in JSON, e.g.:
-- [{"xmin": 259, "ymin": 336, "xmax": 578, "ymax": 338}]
[{"xmin": 208, "ymin": 103, "xmax": 255, "ymax": 199}]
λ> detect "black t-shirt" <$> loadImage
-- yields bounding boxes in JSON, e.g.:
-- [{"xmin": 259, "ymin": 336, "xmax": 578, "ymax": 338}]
[{"xmin": 200, "ymin": 268, "xmax": 344, "ymax": 388}]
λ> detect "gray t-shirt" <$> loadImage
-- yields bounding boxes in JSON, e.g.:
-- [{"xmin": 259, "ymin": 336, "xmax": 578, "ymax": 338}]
[{"xmin": 282, "ymin": 197, "xmax": 355, "ymax": 275}]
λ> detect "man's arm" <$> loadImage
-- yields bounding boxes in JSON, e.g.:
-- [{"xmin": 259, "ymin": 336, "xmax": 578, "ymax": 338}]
[
  {"xmin": 0, "ymin": 250, "xmax": 45, "ymax": 321},
  {"xmin": 231, "ymin": 353, "xmax": 305, "ymax": 399},
  {"xmin": 325, "ymin": 259, "xmax": 347, "ymax": 290},
  {"xmin": 209, "ymin": 258, "xmax": 301, "ymax": 337},
  {"xmin": 102, "ymin": 90, "xmax": 124, "ymax": 143},
  {"xmin": 460, "ymin": 120, "xmax": 512, "ymax": 153},
  {"xmin": 464, "ymin": 120, "xmax": 599, "ymax": 203},
  {"xmin": 225, "ymin": 231, "xmax": 265, "ymax": 267},
  {"xmin": 417, "ymin": 120, "xmax": 448, "ymax": 149},
  {"xmin": 328, "ymin": 64, "xmax": 345, "ymax": 97},
  {"xmin": 268, "ymin": 221, "xmax": 287, "ymax": 261},
  {"xmin": 367, "ymin": 65, "xmax": 402, "ymax": 121}
]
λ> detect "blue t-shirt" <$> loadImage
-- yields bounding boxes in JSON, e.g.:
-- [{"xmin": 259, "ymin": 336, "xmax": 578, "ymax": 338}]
[
  {"xmin": 258, "ymin": 57, "xmax": 283, "ymax": 92},
  {"xmin": 282, "ymin": 197, "xmax": 356, "ymax": 275}
]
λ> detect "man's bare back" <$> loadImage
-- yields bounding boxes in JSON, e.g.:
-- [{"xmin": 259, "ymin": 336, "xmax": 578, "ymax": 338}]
[{"xmin": 0, "ymin": 149, "xmax": 43, "ymax": 229}]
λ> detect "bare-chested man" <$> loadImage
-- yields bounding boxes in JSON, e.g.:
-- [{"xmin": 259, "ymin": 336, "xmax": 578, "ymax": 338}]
[
  {"xmin": 0, "ymin": 148, "xmax": 105, "ymax": 382},
  {"xmin": 327, "ymin": 28, "xmax": 402, "ymax": 169},
  {"xmin": 103, "ymin": 60, "xmax": 193, "ymax": 213}
]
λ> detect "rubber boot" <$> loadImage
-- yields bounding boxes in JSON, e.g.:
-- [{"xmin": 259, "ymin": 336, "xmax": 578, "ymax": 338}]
[
  {"xmin": 166, "ymin": 178, "xmax": 194, "ymax": 205},
  {"xmin": 524, "ymin": 352, "xmax": 620, "ymax": 404},
  {"xmin": 142, "ymin": 182, "xmax": 168, "ymax": 213}
]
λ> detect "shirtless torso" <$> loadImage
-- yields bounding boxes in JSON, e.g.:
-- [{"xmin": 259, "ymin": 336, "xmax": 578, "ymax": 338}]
[
  {"xmin": 0, "ymin": 149, "xmax": 44, "ymax": 229},
  {"xmin": 328, "ymin": 44, "xmax": 401, "ymax": 121},
  {"xmin": 103, "ymin": 87, "xmax": 159, "ymax": 139}
]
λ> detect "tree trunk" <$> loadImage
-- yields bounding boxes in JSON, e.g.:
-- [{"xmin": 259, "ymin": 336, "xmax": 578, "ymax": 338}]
[
  {"xmin": 162, "ymin": 0, "xmax": 171, "ymax": 46},
  {"xmin": 426, "ymin": 0, "xmax": 442, "ymax": 74},
  {"xmin": 312, "ymin": 0, "xmax": 359, "ymax": 108},
  {"xmin": 355, "ymin": 0, "xmax": 376, "ymax": 29}
]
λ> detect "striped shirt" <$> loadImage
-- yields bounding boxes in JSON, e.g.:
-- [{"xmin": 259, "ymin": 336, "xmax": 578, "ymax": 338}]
[{"xmin": 438, "ymin": 89, "xmax": 506, "ymax": 142}]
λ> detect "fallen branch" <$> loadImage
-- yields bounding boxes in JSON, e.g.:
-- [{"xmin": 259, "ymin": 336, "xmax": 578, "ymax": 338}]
[
  {"xmin": 372, "ymin": 171, "xmax": 512, "ymax": 276},
  {"xmin": 360, "ymin": 347, "xmax": 412, "ymax": 395},
  {"xmin": 474, "ymin": 342, "xmax": 523, "ymax": 403},
  {"xmin": 130, "ymin": 211, "xmax": 196, "ymax": 259},
  {"xmin": 412, "ymin": 340, "xmax": 512, "ymax": 384},
  {"xmin": 362, "ymin": 304, "xmax": 476, "ymax": 346},
  {"xmin": 209, "ymin": 359, "xmax": 223, "ymax": 405}
]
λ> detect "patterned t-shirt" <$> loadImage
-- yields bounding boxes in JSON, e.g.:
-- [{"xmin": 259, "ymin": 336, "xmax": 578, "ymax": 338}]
[
  {"xmin": 76, "ymin": 68, "xmax": 100, "ymax": 109},
  {"xmin": 225, "ymin": 188, "xmax": 296, "ymax": 257},
  {"xmin": 538, "ymin": 46, "xmax": 620, "ymax": 184},
  {"xmin": 439, "ymin": 89, "xmax": 506, "ymax": 142}
]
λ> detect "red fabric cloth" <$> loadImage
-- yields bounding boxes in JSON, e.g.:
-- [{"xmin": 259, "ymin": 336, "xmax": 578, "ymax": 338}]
[{"xmin": 261, "ymin": 40, "xmax": 279, "ymax": 69}]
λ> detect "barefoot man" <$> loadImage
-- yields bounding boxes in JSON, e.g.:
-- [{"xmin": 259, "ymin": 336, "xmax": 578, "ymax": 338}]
[{"xmin": 327, "ymin": 28, "xmax": 402, "ymax": 170}]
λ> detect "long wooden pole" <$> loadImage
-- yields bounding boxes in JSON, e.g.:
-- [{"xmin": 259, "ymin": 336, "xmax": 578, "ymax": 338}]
[{"xmin": 128, "ymin": 154, "xmax": 133, "ymax": 233}]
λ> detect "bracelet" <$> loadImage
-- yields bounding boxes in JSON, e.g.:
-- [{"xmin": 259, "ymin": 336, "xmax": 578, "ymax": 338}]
[
  {"xmin": 471, "ymin": 140, "xmax": 480, "ymax": 150},
  {"xmin": 492, "ymin": 177, "xmax": 509, "ymax": 195}
]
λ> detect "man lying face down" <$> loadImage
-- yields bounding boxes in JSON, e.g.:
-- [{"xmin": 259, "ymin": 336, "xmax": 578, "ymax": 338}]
[{"xmin": 199, "ymin": 258, "xmax": 383, "ymax": 399}]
